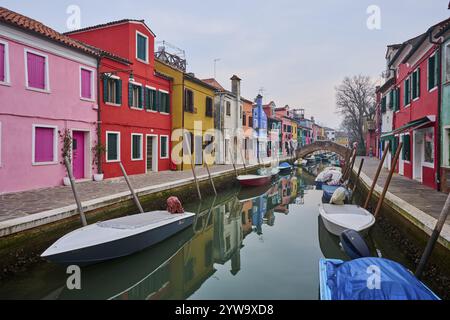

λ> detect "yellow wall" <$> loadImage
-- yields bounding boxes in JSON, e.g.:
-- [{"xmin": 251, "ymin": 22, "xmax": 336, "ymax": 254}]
[{"xmin": 155, "ymin": 60, "xmax": 215, "ymax": 170}]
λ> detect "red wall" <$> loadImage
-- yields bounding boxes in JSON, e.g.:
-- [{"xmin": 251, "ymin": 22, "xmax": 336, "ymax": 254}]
[
  {"xmin": 68, "ymin": 22, "xmax": 172, "ymax": 178},
  {"xmin": 393, "ymin": 45, "xmax": 439, "ymax": 189}
]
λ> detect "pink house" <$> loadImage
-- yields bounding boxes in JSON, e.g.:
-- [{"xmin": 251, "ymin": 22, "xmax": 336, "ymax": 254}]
[{"xmin": 0, "ymin": 8, "xmax": 106, "ymax": 193}]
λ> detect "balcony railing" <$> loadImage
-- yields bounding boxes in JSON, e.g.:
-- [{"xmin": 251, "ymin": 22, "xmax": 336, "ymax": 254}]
[{"xmin": 155, "ymin": 50, "xmax": 187, "ymax": 72}]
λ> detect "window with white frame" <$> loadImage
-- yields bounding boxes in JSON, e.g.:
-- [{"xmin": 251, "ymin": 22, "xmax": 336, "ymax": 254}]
[
  {"xmin": 129, "ymin": 82, "xmax": 143, "ymax": 109},
  {"xmin": 26, "ymin": 49, "xmax": 49, "ymax": 91},
  {"xmin": 0, "ymin": 40, "xmax": 10, "ymax": 84},
  {"xmin": 106, "ymin": 131, "xmax": 120, "ymax": 162},
  {"xmin": 32, "ymin": 125, "xmax": 57, "ymax": 165},
  {"xmin": 412, "ymin": 68, "xmax": 420, "ymax": 100},
  {"xmin": 104, "ymin": 76, "xmax": 122, "ymax": 105},
  {"xmin": 131, "ymin": 134, "xmax": 143, "ymax": 160},
  {"xmin": 160, "ymin": 136, "xmax": 169, "ymax": 159},
  {"xmin": 136, "ymin": 31, "xmax": 149, "ymax": 63},
  {"xmin": 424, "ymin": 127, "xmax": 434, "ymax": 164},
  {"xmin": 428, "ymin": 53, "xmax": 439, "ymax": 89},
  {"xmin": 80, "ymin": 67, "xmax": 94, "ymax": 100}
]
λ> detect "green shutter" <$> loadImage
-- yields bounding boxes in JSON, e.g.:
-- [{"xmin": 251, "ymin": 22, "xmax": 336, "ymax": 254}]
[
  {"xmin": 389, "ymin": 90, "xmax": 394, "ymax": 109},
  {"xmin": 417, "ymin": 68, "xmax": 421, "ymax": 98},
  {"xmin": 403, "ymin": 134, "xmax": 411, "ymax": 161},
  {"xmin": 139, "ymin": 86, "xmax": 143, "ymax": 108},
  {"xmin": 156, "ymin": 91, "xmax": 161, "ymax": 112},
  {"xmin": 381, "ymin": 96, "xmax": 386, "ymax": 113},
  {"xmin": 396, "ymin": 88, "xmax": 401, "ymax": 111},
  {"xmin": 428, "ymin": 55, "xmax": 436, "ymax": 90},
  {"xmin": 152, "ymin": 90, "xmax": 157, "ymax": 111},
  {"xmin": 128, "ymin": 83, "xmax": 133, "ymax": 107},
  {"xmin": 103, "ymin": 78, "xmax": 109, "ymax": 103},
  {"xmin": 144, "ymin": 88, "xmax": 149, "ymax": 110},
  {"xmin": 116, "ymin": 80, "xmax": 122, "ymax": 105}
]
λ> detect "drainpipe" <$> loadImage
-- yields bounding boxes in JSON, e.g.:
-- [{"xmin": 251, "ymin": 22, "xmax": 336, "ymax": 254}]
[
  {"xmin": 430, "ymin": 32, "xmax": 442, "ymax": 190},
  {"xmin": 96, "ymin": 58, "xmax": 102, "ymax": 175}
]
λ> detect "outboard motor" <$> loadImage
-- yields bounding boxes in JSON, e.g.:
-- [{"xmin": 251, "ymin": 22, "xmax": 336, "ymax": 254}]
[{"xmin": 340, "ymin": 229, "xmax": 371, "ymax": 260}]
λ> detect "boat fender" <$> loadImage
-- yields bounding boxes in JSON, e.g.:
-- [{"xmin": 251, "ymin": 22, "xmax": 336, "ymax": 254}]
[
  {"xmin": 167, "ymin": 196, "xmax": 185, "ymax": 214},
  {"xmin": 340, "ymin": 229, "xmax": 372, "ymax": 260}
]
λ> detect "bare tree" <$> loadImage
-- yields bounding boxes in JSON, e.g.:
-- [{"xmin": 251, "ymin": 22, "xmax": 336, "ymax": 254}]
[{"xmin": 335, "ymin": 75, "xmax": 376, "ymax": 154}]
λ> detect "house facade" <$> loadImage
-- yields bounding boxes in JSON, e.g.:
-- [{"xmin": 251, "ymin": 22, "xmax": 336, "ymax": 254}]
[
  {"xmin": 252, "ymin": 95, "xmax": 268, "ymax": 161},
  {"xmin": 203, "ymin": 76, "xmax": 243, "ymax": 165},
  {"xmin": 440, "ymin": 31, "xmax": 450, "ymax": 192},
  {"xmin": 241, "ymin": 97, "xmax": 254, "ymax": 161},
  {"xmin": 67, "ymin": 19, "xmax": 173, "ymax": 179},
  {"xmin": 0, "ymin": 8, "xmax": 100, "ymax": 193}
]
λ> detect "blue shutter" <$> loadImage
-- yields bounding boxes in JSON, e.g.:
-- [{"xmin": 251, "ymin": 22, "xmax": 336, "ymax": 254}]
[
  {"xmin": 116, "ymin": 79, "xmax": 122, "ymax": 105},
  {"xmin": 128, "ymin": 83, "xmax": 133, "ymax": 107}
]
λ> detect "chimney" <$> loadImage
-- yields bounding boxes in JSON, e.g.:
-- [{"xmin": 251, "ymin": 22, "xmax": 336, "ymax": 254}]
[
  {"xmin": 311, "ymin": 116, "xmax": 315, "ymax": 123},
  {"xmin": 231, "ymin": 75, "xmax": 241, "ymax": 98}
]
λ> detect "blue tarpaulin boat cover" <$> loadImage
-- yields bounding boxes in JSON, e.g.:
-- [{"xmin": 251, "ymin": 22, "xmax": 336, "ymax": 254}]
[{"xmin": 323, "ymin": 258, "xmax": 439, "ymax": 300}]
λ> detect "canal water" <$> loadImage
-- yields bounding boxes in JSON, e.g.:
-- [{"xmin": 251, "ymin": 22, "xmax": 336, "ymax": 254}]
[{"xmin": 0, "ymin": 166, "xmax": 431, "ymax": 300}]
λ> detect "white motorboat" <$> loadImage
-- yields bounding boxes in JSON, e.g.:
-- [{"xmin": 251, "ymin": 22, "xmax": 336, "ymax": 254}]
[
  {"xmin": 41, "ymin": 211, "xmax": 196, "ymax": 265},
  {"xmin": 318, "ymin": 204, "xmax": 375, "ymax": 236}
]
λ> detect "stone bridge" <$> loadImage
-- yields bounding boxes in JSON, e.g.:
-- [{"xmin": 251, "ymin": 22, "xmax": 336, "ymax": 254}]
[{"xmin": 295, "ymin": 141, "xmax": 352, "ymax": 160}]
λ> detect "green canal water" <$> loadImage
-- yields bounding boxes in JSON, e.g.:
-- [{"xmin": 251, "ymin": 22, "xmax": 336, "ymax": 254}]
[{"xmin": 0, "ymin": 166, "xmax": 434, "ymax": 300}]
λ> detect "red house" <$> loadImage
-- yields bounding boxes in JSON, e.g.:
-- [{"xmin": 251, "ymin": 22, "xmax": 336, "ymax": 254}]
[
  {"xmin": 67, "ymin": 20, "xmax": 172, "ymax": 178},
  {"xmin": 381, "ymin": 20, "xmax": 448, "ymax": 190}
]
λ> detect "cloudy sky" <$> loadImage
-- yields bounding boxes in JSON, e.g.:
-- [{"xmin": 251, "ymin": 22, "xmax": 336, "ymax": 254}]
[{"xmin": 2, "ymin": 0, "xmax": 449, "ymax": 128}]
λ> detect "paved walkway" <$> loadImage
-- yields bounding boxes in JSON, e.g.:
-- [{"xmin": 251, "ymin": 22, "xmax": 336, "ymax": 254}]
[
  {"xmin": 0, "ymin": 164, "xmax": 245, "ymax": 223},
  {"xmin": 357, "ymin": 156, "xmax": 450, "ymax": 224}
]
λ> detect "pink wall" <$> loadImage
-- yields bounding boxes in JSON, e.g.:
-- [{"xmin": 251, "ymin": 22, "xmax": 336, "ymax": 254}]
[{"xmin": 0, "ymin": 34, "xmax": 98, "ymax": 194}]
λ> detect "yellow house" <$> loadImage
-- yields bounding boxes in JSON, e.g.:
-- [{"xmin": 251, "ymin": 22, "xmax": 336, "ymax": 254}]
[
  {"xmin": 291, "ymin": 120, "xmax": 298, "ymax": 145},
  {"xmin": 155, "ymin": 59, "xmax": 216, "ymax": 170}
]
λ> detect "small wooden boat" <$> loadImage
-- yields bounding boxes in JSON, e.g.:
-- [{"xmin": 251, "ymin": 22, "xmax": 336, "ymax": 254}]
[
  {"xmin": 237, "ymin": 174, "xmax": 272, "ymax": 187},
  {"xmin": 41, "ymin": 211, "xmax": 196, "ymax": 265},
  {"xmin": 319, "ymin": 258, "xmax": 440, "ymax": 300},
  {"xmin": 319, "ymin": 204, "xmax": 375, "ymax": 236}
]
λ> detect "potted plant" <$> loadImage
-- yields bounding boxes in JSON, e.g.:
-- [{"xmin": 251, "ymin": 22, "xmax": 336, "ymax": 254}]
[
  {"xmin": 92, "ymin": 140, "xmax": 106, "ymax": 182},
  {"xmin": 59, "ymin": 129, "xmax": 73, "ymax": 186}
]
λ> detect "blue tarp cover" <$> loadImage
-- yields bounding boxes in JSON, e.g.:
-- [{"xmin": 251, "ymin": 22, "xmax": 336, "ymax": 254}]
[
  {"xmin": 279, "ymin": 162, "xmax": 291, "ymax": 169},
  {"xmin": 325, "ymin": 258, "xmax": 439, "ymax": 300}
]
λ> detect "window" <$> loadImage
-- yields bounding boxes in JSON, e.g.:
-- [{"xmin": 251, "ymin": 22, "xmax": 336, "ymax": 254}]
[
  {"xmin": 106, "ymin": 131, "xmax": 120, "ymax": 162},
  {"xmin": 402, "ymin": 134, "xmax": 411, "ymax": 161},
  {"xmin": 412, "ymin": 68, "xmax": 420, "ymax": 100},
  {"xmin": 226, "ymin": 101, "xmax": 231, "ymax": 116},
  {"xmin": 249, "ymin": 116, "xmax": 253, "ymax": 127},
  {"xmin": 184, "ymin": 89, "xmax": 194, "ymax": 112},
  {"xmin": 205, "ymin": 97, "xmax": 213, "ymax": 117},
  {"xmin": 393, "ymin": 87, "xmax": 400, "ymax": 111},
  {"xmin": 446, "ymin": 44, "xmax": 450, "ymax": 84},
  {"xmin": 103, "ymin": 77, "xmax": 122, "ymax": 105},
  {"xmin": 0, "ymin": 41, "xmax": 9, "ymax": 84},
  {"xmin": 131, "ymin": 134, "xmax": 143, "ymax": 161},
  {"xmin": 32, "ymin": 125, "xmax": 57, "ymax": 165},
  {"xmin": 429, "ymin": 53, "xmax": 439, "ymax": 89},
  {"xmin": 136, "ymin": 32, "xmax": 148, "ymax": 63},
  {"xmin": 388, "ymin": 90, "xmax": 394, "ymax": 109},
  {"xmin": 160, "ymin": 136, "xmax": 169, "ymax": 159},
  {"xmin": 26, "ymin": 50, "xmax": 48, "ymax": 91},
  {"xmin": 145, "ymin": 87, "xmax": 157, "ymax": 111},
  {"xmin": 424, "ymin": 128, "xmax": 434, "ymax": 164},
  {"xmin": 80, "ymin": 67, "xmax": 94, "ymax": 100},
  {"xmin": 128, "ymin": 83, "xmax": 143, "ymax": 109},
  {"xmin": 404, "ymin": 77, "xmax": 411, "ymax": 106},
  {"xmin": 243, "ymin": 114, "xmax": 247, "ymax": 126},
  {"xmin": 159, "ymin": 91, "xmax": 170, "ymax": 114}
]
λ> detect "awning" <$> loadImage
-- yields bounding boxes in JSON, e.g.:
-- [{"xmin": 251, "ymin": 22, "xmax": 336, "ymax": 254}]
[{"xmin": 380, "ymin": 116, "xmax": 435, "ymax": 139}]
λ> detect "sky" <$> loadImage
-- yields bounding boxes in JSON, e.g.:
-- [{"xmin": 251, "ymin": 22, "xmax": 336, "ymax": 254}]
[{"xmin": 1, "ymin": 0, "xmax": 449, "ymax": 128}]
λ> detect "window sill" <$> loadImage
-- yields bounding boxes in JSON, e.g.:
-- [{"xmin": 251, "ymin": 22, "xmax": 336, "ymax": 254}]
[
  {"xmin": 429, "ymin": 86, "xmax": 438, "ymax": 93},
  {"xmin": 412, "ymin": 97, "xmax": 420, "ymax": 102},
  {"xmin": 136, "ymin": 58, "xmax": 149, "ymax": 65},
  {"xmin": 160, "ymin": 112, "xmax": 170, "ymax": 116},
  {"xmin": 160, "ymin": 157, "xmax": 169, "ymax": 160},
  {"xmin": 26, "ymin": 87, "xmax": 50, "ymax": 94},
  {"xmin": 105, "ymin": 102, "xmax": 121, "ymax": 107},
  {"xmin": 32, "ymin": 161, "xmax": 58, "ymax": 166},
  {"xmin": 130, "ymin": 107, "xmax": 144, "ymax": 111},
  {"xmin": 422, "ymin": 162, "xmax": 434, "ymax": 169},
  {"xmin": 80, "ymin": 97, "xmax": 96, "ymax": 103},
  {"xmin": 131, "ymin": 158, "xmax": 143, "ymax": 162},
  {"xmin": 146, "ymin": 110, "xmax": 158, "ymax": 113},
  {"xmin": 106, "ymin": 159, "xmax": 121, "ymax": 163}
]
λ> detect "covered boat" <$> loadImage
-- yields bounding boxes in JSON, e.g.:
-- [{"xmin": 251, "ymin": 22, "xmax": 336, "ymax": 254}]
[
  {"xmin": 237, "ymin": 174, "xmax": 272, "ymax": 187},
  {"xmin": 41, "ymin": 211, "xmax": 196, "ymax": 265},
  {"xmin": 322, "ymin": 185, "xmax": 352, "ymax": 204},
  {"xmin": 319, "ymin": 204, "xmax": 375, "ymax": 236},
  {"xmin": 278, "ymin": 162, "xmax": 293, "ymax": 172},
  {"xmin": 319, "ymin": 258, "xmax": 440, "ymax": 300},
  {"xmin": 257, "ymin": 167, "xmax": 280, "ymax": 177}
]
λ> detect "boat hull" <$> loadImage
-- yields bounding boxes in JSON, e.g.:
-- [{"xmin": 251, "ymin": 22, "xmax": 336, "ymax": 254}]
[
  {"xmin": 319, "ymin": 204, "xmax": 375, "ymax": 236},
  {"xmin": 238, "ymin": 175, "xmax": 272, "ymax": 187},
  {"xmin": 43, "ymin": 214, "xmax": 195, "ymax": 266}
]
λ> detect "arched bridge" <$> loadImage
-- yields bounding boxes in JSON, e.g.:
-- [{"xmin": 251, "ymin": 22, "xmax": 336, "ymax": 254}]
[{"xmin": 296, "ymin": 141, "xmax": 352, "ymax": 159}]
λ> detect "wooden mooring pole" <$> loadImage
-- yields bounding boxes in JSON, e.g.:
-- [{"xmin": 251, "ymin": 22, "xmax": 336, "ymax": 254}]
[
  {"xmin": 120, "ymin": 162, "xmax": 144, "ymax": 214},
  {"xmin": 415, "ymin": 192, "xmax": 450, "ymax": 279},
  {"xmin": 352, "ymin": 158, "xmax": 365, "ymax": 194},
  {"xmin": 364, "ymin": 141, "xmax": 391, "ymax": 209},
  {"xmin": 373, "ymin": 142, "xmax": 403, "ymax": 219},
  {"xmin": 184, "ymin": 133, "xmax": 202, "ymax": 201},
  {"xmin": 64, "ymin": 157, "xmax": 87, "ymax": 227},
  {"xmin": 342, "ymin": 148, "xmax": 356, "ymax": 182}
]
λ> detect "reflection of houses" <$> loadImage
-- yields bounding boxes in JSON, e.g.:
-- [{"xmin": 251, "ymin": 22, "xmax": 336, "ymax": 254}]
[{"xmin": 213, "ymin": 198, "xmax": 243, "ymax": 275}]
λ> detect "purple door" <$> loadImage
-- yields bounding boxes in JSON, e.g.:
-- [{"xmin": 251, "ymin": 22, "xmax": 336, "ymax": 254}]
[{"xmin": 72, "ymin": 131, "xmax": 85, "ymax": 180}]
